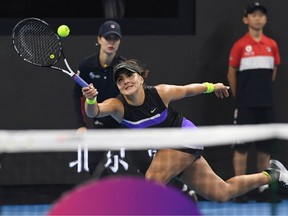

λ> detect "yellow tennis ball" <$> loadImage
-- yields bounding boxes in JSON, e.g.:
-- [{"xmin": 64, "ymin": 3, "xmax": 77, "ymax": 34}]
[{"xmin": 57, "ymin": 25, "xmax": 70, "ymax": 37}]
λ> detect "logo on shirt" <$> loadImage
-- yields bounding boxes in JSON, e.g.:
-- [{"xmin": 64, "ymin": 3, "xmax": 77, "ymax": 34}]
[
  {"xmin": 245, "ymin": 45, "xmax": 252, "ymax": 53},
  {"xmin": 244, "ymin": 45, "xmax": 254, "ymax": 56},
  {"xmin": 89, "ymin": 72, "xmax": 100, "ymax": 79},
  {"xmin": 150, "ymin": 107, "xmax": 157, "ymax": 113},
  {"xmin": 266, "ymin": 46, "xmax": 272, "ymax": 52}
]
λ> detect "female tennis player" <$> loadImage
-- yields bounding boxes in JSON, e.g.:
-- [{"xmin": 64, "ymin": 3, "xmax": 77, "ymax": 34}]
[{"xmin": 82, "ymin": 59, "xmax": 288, "ymax": 202}]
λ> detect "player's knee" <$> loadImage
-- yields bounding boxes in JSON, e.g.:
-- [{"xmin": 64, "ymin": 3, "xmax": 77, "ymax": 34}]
[
  {"xmin": 145, "ymin": 169, "xmax": 171, "ymax": 184},
  {"xmin": 145, "ymin": 170, "xmax": 160, "ymax": 182},
  {"xmin": 145, "ymin": 170, "xmax": 153, "ymax": 181}
]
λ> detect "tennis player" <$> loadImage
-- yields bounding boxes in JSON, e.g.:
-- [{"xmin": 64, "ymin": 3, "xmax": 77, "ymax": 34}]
[
  {"xmin": 82, "ymin": 59, "xmax": 288, "ymax": 202},
  {"xmin": 72, "ymin": 21, "xmax": 195, "ymax": 200}
]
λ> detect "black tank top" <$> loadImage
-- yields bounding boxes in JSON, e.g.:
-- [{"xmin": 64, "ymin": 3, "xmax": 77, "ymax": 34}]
[{"xmin": 117, "ymin": 86, "xmax": 183, "ymax": 129}]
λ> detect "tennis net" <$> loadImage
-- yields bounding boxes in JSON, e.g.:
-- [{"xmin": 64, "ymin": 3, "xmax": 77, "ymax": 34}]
[{"xmin": 0, "ymin": 123, "xmax": 288, "ymax": 215}]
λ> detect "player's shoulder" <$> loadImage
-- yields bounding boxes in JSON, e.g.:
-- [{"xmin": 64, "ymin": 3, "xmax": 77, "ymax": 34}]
[
  {"xmin": 116, "ymin": 94, "xmax": 126, "ymax": 104},
  {"xmin": 154, "ymin": 84, "xmax": 171, "ymax": 93}
]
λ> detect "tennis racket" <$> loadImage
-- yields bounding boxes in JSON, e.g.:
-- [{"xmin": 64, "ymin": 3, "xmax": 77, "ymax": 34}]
[{"xmin": 12, "ymin": 17, "xmax": 89, "ymax": 87}]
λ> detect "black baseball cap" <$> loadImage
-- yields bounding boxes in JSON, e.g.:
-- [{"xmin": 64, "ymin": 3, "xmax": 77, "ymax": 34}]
[
  {"xmin": 244, "ymin": 2, "xmax": 267, "ymax": 16},
  {"xmin": 113, "ymin": 61, "xmax": 141, "ymax": 81},
  {"xmin": 98, "ymin": 20, "xmax": 122, "ymax": 38}
]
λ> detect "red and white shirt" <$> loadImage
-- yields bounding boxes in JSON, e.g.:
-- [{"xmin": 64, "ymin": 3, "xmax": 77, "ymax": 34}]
[{"xmin": 229, "ymin": 33, "xmax": 280, "ymax": 107}]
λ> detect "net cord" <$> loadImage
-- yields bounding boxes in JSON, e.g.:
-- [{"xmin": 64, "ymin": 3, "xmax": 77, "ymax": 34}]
[{"xmin": 0, "ymin": 123, "xmax": 287, "ymax": 153}]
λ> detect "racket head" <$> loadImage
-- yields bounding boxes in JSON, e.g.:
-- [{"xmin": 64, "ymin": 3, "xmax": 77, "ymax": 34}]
[{"xmin": 12, "ymin": 17, "xmax": 62, "ymax": 67}]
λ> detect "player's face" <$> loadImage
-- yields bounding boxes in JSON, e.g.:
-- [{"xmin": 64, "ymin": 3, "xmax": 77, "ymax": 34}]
[
  {"xmin": 98, "ymin": 34, "xmax": 121, "ymax": 54},
  {"xmin": 244, "ymin": 11, "xmax": 267, "ymax": 30},
  {"xmin": 116, "ymin": 71, "xmax": 143, "ymax": 96}
]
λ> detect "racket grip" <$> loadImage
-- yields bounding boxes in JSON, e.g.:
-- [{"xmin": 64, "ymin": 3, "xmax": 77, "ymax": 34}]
[{"xmin": 73, "ymin": 74, "xmax": 89, "ymax": 87}]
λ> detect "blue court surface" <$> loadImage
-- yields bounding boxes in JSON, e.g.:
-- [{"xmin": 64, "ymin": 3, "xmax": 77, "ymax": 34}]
[
  {"xmin": 0, "ymin": 200, "xmax": 288, "ymax": 215},
  {"xmin": 0, "ymin": 204, "xmax": 51, "ymax": 216},
  {"xmin": 197, "ymin": 199, "xmax": 288, "ymax": 216}
]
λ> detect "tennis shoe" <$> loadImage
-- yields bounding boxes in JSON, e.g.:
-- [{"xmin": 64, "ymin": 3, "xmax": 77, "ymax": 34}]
[{"xmin": 267, "ymin": 159, "xmax": 288, "ymax": 191}]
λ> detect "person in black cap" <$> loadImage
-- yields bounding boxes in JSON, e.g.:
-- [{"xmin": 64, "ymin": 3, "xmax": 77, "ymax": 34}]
[
  {"xmin": 81, "ymin": 59, "xmax": 288, "ymax": 202},
  {"xmin": 71, "ymin": 20, "xmax": 146, "ymax": 178},
  {"xmin": 227, "ymin": 2, "xmax": 281, "ymax": 203},
  {"xmin": 71, "ymin": 20, "xmax": 129, "ymax": 177},
  {"xmin": 73, "ymin": 20, "xmax": 124, "ymax": 133},
  {"xmin": 244, "ymin": 1, "xmax": 267, "ymax": 16}
]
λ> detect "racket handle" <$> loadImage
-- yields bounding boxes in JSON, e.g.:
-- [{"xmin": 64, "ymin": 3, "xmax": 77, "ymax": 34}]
[{"xmin": 73, "ymin": 74, "xmax": 89, "ymax": 87}]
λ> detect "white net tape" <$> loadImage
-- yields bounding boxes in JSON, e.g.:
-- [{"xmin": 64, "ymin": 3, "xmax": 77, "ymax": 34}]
[{"xmin": 0, "ymin": 123, "xmax": 287, "ymax": 153}]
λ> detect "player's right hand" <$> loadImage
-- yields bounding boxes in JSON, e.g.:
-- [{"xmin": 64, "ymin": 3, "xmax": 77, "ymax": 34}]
[{"xmin": 82, "ymin": 84, "xmax": 98, "ymax": 99}]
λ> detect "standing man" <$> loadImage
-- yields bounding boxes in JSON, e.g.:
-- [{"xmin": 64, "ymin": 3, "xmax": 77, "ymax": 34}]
[{"xmin": 227, "ymin": 2, "xmax": 281, "ymax": 202}]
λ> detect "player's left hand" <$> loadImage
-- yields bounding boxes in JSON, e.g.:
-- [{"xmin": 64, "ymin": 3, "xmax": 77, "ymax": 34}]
[{"xmin": 213, "ymin": 83, "xmax": 230, "ymax": 98}]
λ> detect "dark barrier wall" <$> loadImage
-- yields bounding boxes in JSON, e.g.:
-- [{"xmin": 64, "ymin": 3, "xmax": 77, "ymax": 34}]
[{"xmin": 0, "ymin": 0, "xmax": 288, "ymax": 203}]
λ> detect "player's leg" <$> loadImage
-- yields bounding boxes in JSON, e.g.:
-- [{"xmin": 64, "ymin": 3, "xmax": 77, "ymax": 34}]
[
  {"xmin": 112, "ymin": 148, "xmax": 199, "ymax": 202},
  {"xmin": 145, "ymin": 149, "xmax": 197, "ymax": 184},
  {"xmin": 168, "ymin": 178, "xmax": 198, "ymax": 202},
  {"xmin": 180, "ymin": 156, "xmax": 271, "ymax": 202}
]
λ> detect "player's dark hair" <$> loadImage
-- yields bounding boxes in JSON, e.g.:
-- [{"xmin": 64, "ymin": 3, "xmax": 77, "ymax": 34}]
[{"xmin": 126, "ymin": 59, "xmax": 149, "ymax": 79}]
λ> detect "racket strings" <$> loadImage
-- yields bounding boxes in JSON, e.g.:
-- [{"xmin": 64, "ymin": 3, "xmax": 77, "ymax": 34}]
[{"xmin": 13, "ymin": 19, "xmax": 62, "ymax": 67}]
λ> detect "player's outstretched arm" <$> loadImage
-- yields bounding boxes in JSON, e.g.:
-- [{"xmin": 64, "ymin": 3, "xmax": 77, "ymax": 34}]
[
  {"xmin": 213, "ymin": 83, "xmax": 230, "ymax": 98},
  {"xmin": 157, "ymin": 82, "xmax": 229, "ymax": 104}
]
